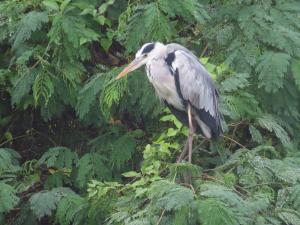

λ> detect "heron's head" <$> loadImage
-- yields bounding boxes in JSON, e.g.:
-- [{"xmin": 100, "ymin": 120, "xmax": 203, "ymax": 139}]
[{"xmin": 116, "ymin": 42, "xmax": 166, "ymax": 80}]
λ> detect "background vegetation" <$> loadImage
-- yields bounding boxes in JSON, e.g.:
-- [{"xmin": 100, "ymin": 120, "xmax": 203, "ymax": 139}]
[{"xmin": 0, "ymin": 0, "xmax": 300, "ymax": 224}]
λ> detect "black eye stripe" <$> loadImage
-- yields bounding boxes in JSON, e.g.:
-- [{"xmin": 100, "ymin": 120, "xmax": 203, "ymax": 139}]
[{"xmin": 142, "ymin": 43, "xmax": 155, "ymax": 54}]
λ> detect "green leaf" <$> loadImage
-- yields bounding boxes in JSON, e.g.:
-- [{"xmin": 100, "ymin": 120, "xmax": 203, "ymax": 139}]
[
  {"xmin": 100, "ymin": 29, "xmax": 114, "ymax": 52},
  {"xmin": 60, "ymin": 0, "xmax": 71, "ymax": 12},
  {"xmin": 122, "ymin": 171, "xmax": 141, "ymax": 178},
  {"xmin": 42, "ymin": 0, "xmax": 59, "ymax": 11},
  {"xmin": 98, "ymin": 0, "xmax": 115, "ymax": 14},
  {"xmin": 166, "ymin": 128, "xmax": 177, "ymax": 137}
]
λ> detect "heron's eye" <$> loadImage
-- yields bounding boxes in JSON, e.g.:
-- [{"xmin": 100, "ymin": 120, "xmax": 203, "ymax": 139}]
[{"xmin": 143, "ymin": 54, "xmax": 148, "ymax": 58}]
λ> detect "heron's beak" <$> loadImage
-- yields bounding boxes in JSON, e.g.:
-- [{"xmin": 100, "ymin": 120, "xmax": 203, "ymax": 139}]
[{"xmin": 116, "ymin": 57, "xmax": 144, "ymax": 80}]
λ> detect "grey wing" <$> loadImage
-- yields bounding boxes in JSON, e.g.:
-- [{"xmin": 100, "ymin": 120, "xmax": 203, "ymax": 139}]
[
  {"xmin": 167, "ymin": 43, "xmax": 200, "ymax": 61},
  {"xmin": 170, "ymin": 48, "xmax": 222, "ymax": 138}
]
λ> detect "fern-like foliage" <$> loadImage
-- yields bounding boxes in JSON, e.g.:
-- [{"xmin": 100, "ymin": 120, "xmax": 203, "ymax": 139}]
[
  {"xmin": 148, "ymin": 180, "xmax": 194, "ymax": 211},
  {"xmin": 118, "ymin": 0, "xmax": 208, "ymax": 53},
  {"xmin": 197, "ymin": 199, "xmax": 238, "ymax": 225},
  {"xmin": 12, "ymin": 11, "xmax": 48, "ymax": 49},
  {"xmin": 12, "ymin": 202, "xmax": 39, "ymax": 225},
  {"xmin": 290, "ymin": 185, "xmax": 300, "ymax": 210},
  {"xmin": 119, "ymin": 2, "xmax": 172, "ymax": 53},
  {"xmin": 29, "ymin": 187, "xmax": 72, "ymax": 220},
  {"xmin": 38, "ymin": 146, "xmax": 78, "ymax": 169},
  {"xmin": 199, "ymin": 183, "xmax": 244, "ymax": 208},
  {"xmin": 204, "ymin": 0, "xmax": 300, "ymax": 129},
  {"xmin": 220, "ymin": 73, "xmax": 250, "ymax": 92},
  {"xmin": 256, "ymin": 51, "xmax": 291, "ymax": 93},
  {"xmin": 76, "ymin": 74, "xmax": 103, "ymax": 119},
  {"xmin": 11, "ymin": 68, "xmax": 38, "ymax": 105},
  {"xmin": 100, "ymin": 68, "xmax": 128, "ymax": 120},
  {"xmin": 33, "ymin": 70, "xmax": 54, "ymax": 105},
  {"xmin": 291, "ymin": 59, "xmax": 300, "ymax": 91},
  {"xmin": 277, "ymin": 209, "xmax": 300, "ymax": 225},
  {"xmin": 1, "ymin": 1, "xmax": 300, "ymax": 225},
  {"xmin": 257, "ymin": 114, "xmax": 290, "ymax": 146},
  {"xmin": 158, "ymin": 0, "xmax": 209, "ymax": 24},
  {"xmin": 49, "ymin": 14, "xmax": 99, "ymax": 49},
  {"xmin": 221, "ymin": 91, "xmax": 260, "ymax": 120},
  {"xmin": 55, "ymin": 190, "xmax": 85, "ymax": 225},
  {"xmin": 76, "ymin": 153, "xmax": 111, "ymax": 189},
  {"xmin": 110, "ymin": 134, "xmax": 136, "ymax": 169},
  {"xmin": 0, "ymin": 182, "xmax": 19, "ymax": 213},
  {"xmin": 249, "ymin": 125, "xmax": 263, "ymax": 144},
  {"xmin": 0, "ymin": 148, "xmax": 21, "ymax": 173}
]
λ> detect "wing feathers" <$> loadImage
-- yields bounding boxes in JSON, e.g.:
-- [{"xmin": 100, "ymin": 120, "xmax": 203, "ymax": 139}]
[{"xmin": 166, "ymin": 44, "xmax": 222, "ymax": 138}]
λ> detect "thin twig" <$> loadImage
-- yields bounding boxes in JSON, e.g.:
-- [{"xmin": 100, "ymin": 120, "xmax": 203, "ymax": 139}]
[
  {"xmin": 201, "ymin": 174, "xmax": 250, "ymax": 197},
  {"xmin": 0, "ymin": 134, "xmax": 31, "ymax": 147},
  {"xmin": 156, "ymin": 209, "xmax": 166, "ymax": 225},
  {"xmin": 227, "ymin": 120, "xmax": 247, "ymax": 127},
  {"xmin": 222, "ymin": 135, "xmax": 246, "ymax": 149},
  {"xmin": 180, "ymin": 182, "xmax": 196, "ymax": 195},
  {"xmin": 32, "ymin": 129, "xmax": 57, "ymax": 146},
  {"xmin": 245, "ymin": 182, "xmax": 284, "ymax": 189},
  {"xmin": 200, "ymin": 42, "xmax": 209, "ymax": 57}
]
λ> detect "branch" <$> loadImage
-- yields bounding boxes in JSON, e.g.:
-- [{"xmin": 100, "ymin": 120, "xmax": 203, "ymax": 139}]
[
  {"xmin": 156, "ymin": 209, "xmax": 166, "ymax": 225},
  {"xmin": 0, "ymin": 134, "xmax": 31, "ymax": 147},
  {"xmin": 222, "ymin": 135, "xmax": 246, "ymax": 149}
]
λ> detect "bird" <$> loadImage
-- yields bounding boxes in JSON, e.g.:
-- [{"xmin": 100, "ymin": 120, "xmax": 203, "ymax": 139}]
[{"xmin": 116, "ymin": 42, "xmax": 222, "ymax": 163}]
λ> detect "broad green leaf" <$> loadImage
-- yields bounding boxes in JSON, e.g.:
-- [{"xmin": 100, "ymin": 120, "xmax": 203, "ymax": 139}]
[
  {"xmin": 42, "ymin": 0, "xmax": 59, "ymax": 11},
  {"xmin": 60, "ymin": 0, "xmax": 71, "ymax": 12},
  {"xmin": 122, "ymin": 171, "xmax": 141, "ymax": 178}
]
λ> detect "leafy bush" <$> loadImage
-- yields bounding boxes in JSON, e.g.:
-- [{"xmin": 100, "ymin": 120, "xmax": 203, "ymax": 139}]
[{"xmin": 0, "ymin": 0, "xmax": 300, "ymax": 224}]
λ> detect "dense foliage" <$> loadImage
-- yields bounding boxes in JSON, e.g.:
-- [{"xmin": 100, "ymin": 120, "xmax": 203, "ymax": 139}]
[{"xmin": 0, "ymin": 0, "xmax": 300, "ymax": 224}]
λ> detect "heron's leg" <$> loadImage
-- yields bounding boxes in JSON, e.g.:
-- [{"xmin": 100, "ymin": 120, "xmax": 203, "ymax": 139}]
[{"xmin": 187, "ymin": 104, "xmax": 194, "ymax": 163}]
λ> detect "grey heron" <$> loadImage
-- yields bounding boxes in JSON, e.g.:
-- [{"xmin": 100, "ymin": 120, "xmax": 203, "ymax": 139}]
[{"xmin": 116, "ymin": 42, "xmax": 222, "ymax": 163}]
